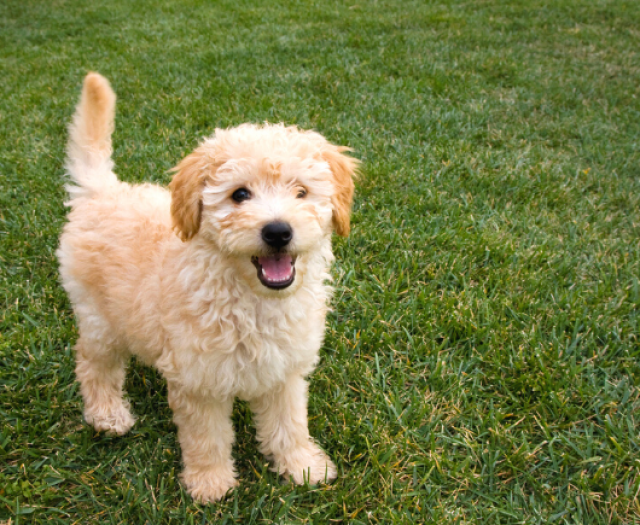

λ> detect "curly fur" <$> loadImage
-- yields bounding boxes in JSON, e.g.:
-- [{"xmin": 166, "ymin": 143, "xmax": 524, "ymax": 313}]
[{"xmin": 57, "ymin": 72, "xmax": 358, "ymax": 502}]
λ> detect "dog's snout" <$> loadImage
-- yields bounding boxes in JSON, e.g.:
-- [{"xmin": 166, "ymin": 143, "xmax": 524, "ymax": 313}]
[{"xmin": 262, "ymin": 221, "xmax": 293, "ymax": 248}]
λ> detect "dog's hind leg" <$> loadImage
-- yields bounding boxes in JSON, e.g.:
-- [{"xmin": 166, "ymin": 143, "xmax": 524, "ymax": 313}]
[{"xmin": 74, "ymin": 314, "xmax": 135, "ymax": 436}]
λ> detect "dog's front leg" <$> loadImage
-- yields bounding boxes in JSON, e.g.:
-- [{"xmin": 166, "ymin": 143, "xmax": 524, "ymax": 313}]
[
  {"xmin": 168, "ymin": 386, "xmax": 237, "ymax": 503},
  {"xmin": 250, "ymin": 374, "xmax": 337, "ymax": 485}
]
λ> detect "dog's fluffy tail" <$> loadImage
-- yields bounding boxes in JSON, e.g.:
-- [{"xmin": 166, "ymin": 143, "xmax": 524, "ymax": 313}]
[{"xmin": 65, "ymin": 72, "xmax": 119, "ymax": 201}]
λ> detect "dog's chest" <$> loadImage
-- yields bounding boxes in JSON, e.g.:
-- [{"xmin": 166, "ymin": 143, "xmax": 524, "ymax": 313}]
[{"xmin": 162, "ymin": 291, "xmax": 325, "ymax": 400}]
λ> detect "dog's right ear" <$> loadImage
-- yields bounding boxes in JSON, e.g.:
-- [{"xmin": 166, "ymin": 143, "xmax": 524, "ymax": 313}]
[{"xmin": 169, "ymin": 150, "xmax": 211, "ymax": 241}]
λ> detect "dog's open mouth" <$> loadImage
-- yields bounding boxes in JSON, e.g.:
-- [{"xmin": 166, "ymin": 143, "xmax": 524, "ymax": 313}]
[{"xmin": 251, "ymin": 254, "xmax": 296, "ymax": 289}]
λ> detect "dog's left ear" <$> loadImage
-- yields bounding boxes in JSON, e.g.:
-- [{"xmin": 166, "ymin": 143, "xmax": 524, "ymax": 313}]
[
  {"xmin": 169, "ymin": 150, "xmax": 212, "ymax": 241},
  {"xmin": 322, "ymin": 145, "xmax": 359, "ymax": 237}
]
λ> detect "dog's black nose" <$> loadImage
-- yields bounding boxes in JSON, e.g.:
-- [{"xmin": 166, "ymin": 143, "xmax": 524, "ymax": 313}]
[{"xmin": 262, "ymin": 221, "xmax": 293, "ymax": 248}]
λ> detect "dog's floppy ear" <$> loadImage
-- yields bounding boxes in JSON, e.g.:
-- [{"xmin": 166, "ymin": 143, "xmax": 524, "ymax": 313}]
[
  {"xmin": 322, "ymin": 145, "xmax": 359, "ymax": 237},
  {"xmin": 169, "ymin": 150, "xmax": 211, "ymax": 241}
]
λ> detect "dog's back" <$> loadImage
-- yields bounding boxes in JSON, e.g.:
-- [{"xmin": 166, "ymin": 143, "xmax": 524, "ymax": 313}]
[{"xmin": 58, "ymin": 74, "xmax": 172, "ymax": 363}]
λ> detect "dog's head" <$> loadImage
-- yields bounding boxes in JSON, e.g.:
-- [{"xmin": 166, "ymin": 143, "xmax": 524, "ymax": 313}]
[{"xmin": 169, "ymin": 124, "xmax": 358, "ymax": 295}]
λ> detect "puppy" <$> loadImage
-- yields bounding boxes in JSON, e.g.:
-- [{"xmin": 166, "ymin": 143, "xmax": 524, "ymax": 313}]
[{"xmin": 57, "ymin": 73, "xmax": 358, "ymax": 502}]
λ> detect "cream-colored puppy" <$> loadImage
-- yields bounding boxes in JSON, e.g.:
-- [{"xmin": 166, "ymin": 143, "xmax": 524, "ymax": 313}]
[{"xmin": 57, "ymin": 73, "xmax": 358, "ymax": 503}]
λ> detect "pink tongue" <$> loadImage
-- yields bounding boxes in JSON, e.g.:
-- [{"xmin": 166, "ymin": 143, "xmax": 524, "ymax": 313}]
[{"xmin": 258, "ymin": 254, "xmax": 293, "ymax": 281}]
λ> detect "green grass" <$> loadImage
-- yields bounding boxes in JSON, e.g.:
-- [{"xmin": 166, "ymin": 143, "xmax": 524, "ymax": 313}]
[{"xmin": 1, "ymin": 0, "xmax": 640, "ymax": 522}]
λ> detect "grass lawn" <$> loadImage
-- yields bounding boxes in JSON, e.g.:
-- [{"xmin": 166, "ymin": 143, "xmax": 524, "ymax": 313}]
[{"xmin": 1, "ymin": 0, "xmax": 640, "ymax": 522}]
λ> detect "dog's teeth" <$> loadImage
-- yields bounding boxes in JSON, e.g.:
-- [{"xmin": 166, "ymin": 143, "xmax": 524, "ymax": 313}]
[{"xmin": 260, "ymin": 266, "xmax": 293, "ymax": 284}]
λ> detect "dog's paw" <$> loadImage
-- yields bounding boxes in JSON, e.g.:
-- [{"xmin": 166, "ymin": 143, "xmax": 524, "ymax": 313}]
[
  {"xmin": 84, "ymin": 401, "xmax": 136, "ymax": 436},
  {"xmin": 182, "ymin": 467, "xmax": 238, "ymax": 503},
  {"xmin": 274, "ymin": 443, "xmax": 337, "ymax": 485}
]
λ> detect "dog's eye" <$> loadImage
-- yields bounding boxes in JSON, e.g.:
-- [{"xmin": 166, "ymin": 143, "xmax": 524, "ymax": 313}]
[
  {"xmin": 232, "ymin": 188, "xmax": 252, "ymax": 203},
  {"xmin": 296, "ymin": 187, "xmax": 308, "ymax": 199}
]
